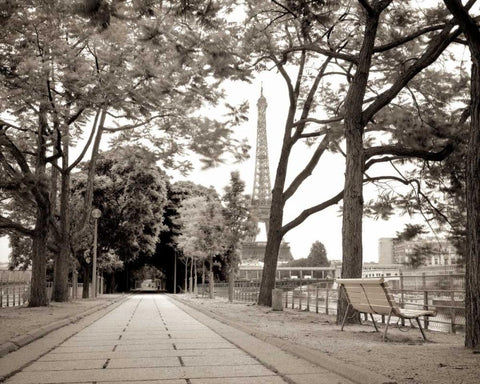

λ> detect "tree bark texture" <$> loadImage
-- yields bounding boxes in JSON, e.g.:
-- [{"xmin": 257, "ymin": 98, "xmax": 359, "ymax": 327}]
[
  {"xmin": 209, "ymin": 255, "xmax": 214, "ymax": 299},
  {"xmin": 29, "ymin": 205, "xmax": 50, "ymax": 306},
  {"xmin": 29, "ymin": 103, "xmax": 51, "ymax": 307},
  {"xmin": 82, "ymin": 265, "xmax": 90, "ymax": 299},
  {"xmin": 465, "ymin": 60, "xmax": 480, "ymax": 349},
  {"xmin": 443, "ymin": 0, "xmax": 480, "ymax": 351},
  {"xmin": 228, "ymin": 269, "xmax": 235, "ymax": 302},
  {"xmin": 52, "ymin": 171, "xmax": 71, "ymax": 302},
  {"xmin": 337, "ymin": 11, "xmax": 379, "ymax": 324}
]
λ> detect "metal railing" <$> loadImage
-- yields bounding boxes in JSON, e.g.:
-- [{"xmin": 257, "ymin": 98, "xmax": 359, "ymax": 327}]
[
  {"xmin": 0, "ymin": 278, "xmax": 107, "ymax": 307},
  {"xmin": 205, "ymin": 274, "xmax": 465, "ymax": 334}
]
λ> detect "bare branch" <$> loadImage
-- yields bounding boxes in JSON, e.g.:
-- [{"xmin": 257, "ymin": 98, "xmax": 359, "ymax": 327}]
[
  {"xmin": 364, "ymin": 143, "xmax": 455, "ymax": 163},
  {"xmin": 293, "ymin": 116, "xmax": 344, "ymax": 127},
  {"xmin": 374, "ymin": 24, "xmax": 447, "ymax": 53},
  {"xmin": 67, "ymin": 109, "xmax": 101, "ymax": 172},
  {"xmin": 282, "ymin": 45, "xmax": 358, "ymax": 64},
  {"xmin": 103, "ymin": 114, "xmax": 171, "ymax": 133},
  {"xmin": 281, "ymin": 190, "xmax": 344, "ymax": 235},
  {"xmin": 283, "ymin": 135, "xmax": 330, "ymax": 201}
]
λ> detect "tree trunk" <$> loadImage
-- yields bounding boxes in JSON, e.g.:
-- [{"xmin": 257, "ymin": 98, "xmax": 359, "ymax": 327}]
[
  {"xmin": 29, "ymin": 102, "xmax": 51, "ymax": 307},
  {"xmin": 337, "ymin": 120, "xmax": 364, "ymax": 324},
  {"xmin": 194, "ymin": 262, "xmax": 198, "ymax": 295},
  {"xmin": 202, "ymin": 261, "xmax": 205, "ymax": 296},
  {"xmin": 29, "ymin": 206, "xmax": 50, "ymax": 307},
  {"xmin": 337, "ymin": 11, "xmax": 379, "ymax": 324},
  {"xmin": 228, "ymin": 269, "xmax": 235, "ymax": 302},
  {"xmin": 82, "ymin": 265, "xmax": 90, "ymax": 299},
  {"xmin": 258, "ymin": 139, "xmax": 291, "ymax": 306},
  {"xmin": 188, "ymin": 257, "xmax": 193, "ymax": 294},
  {"xmin": 52, "ymin": 170, "xmax": 71, "ymax": 302},
  {"xmin": 184, "ymin": 259, "xmax": 188, "ymax": 293},
  {"xmin": 465, "ymin": 59, "xmax": 480, "ymax": 349},
  {"xmin": 209, "ymin": 255, "xmax": 214, "ymax": 299},
  {"xmin": 258, "ymin": 216, "xmax": 283, "ymax": 306}
]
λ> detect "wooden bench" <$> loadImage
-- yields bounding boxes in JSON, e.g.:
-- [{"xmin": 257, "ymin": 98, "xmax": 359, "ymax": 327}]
[{"xmin": 336, "ymin": 278, "xmax": 436, "ymax": 341}]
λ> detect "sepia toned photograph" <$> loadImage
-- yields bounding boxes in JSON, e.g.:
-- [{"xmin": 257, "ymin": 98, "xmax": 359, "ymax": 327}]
[{"xmin": 1, "ymin": 1, "xmax": 479, "ymax": 383}]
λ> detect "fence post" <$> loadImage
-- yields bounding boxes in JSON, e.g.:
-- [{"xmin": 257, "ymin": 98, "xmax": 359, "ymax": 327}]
[
  {"xmin": 325, "ymin": 287, "xmax": 329, "ymax": 315},
  {"xmin": 450, "ymin": 272, "xmax": 456, "ymax": 334},
  {"xmin": 422, "ymin": 273, "xmax": 429, "ymax": 330},
  {"xmin": 315, "ymin": 286, "xmax": 319, "ymax": 314},
  {"xmin": 306, "ymin": 284, "xmax": 310, "ymax": 311},
  {"xmin": 292, "ymin": 287, "xmax": 295, "ymax": 309},
  {"xmin": 299, "ymin": 285, "xmax": 303, "ymax": 310},
  {"xmin": 6, "ymin": 285, "xmax": 9, "ymax": 307},
  {"xmin": 400, "ymin": 271, "xmax": 405, "ymax": 326},
  {"xmin": 285, "ymin": 289, "xmax": 288, "ymax": 308}
]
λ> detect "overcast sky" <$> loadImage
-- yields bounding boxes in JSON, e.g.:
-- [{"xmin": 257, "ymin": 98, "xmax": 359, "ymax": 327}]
[
  {"xmin": 0, "ymin": 71, "xmax": 423, "ymax": 266},
  {"xmin": 172, "ymin": 71, "xmax": 422, "ymax": 262}
]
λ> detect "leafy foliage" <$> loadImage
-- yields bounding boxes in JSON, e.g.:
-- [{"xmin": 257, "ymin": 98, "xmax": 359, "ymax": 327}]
[
  {"xmin": 221, "ymin": 171, "xmax": 257, "ymax": 273},
  {"xmin": 395, "ymin": 224, "xmax": 428, "ymax": 242},
  {"xmin": 71, "ymin": 146, "xmax": 168, "ymax": 267}
]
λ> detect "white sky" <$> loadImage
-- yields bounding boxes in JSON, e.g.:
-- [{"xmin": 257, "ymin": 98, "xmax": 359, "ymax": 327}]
[
  {"xmin": 0, "ymin": 74, "xmax": 424, "ymax": 266},
  {"xmin": 172, "ymin": 71, "xmax": 422, "ymax": 262}
]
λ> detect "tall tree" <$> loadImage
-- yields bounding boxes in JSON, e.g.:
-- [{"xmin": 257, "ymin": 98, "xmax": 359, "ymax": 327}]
[
  {"xmin": 443, "ymin": 0, "xmax": 480, "ymax": 350},
  {"xmin": 307, "ymin": 241, "xmax": 329, "ymax": 267},
  {"xmin": 70, "ymin": 146, "xmax": 168, "ymax": 296},
  {"xmin": 177, "ymin": 195, "xmax": 225, "ymax": 299},
  {"xmin": 244, "ymin": 1, "xmax": 460, "ymax": 307},
  {"xmin": 221, "ymin": 171, "xmax": 257, "ymax": 302}
]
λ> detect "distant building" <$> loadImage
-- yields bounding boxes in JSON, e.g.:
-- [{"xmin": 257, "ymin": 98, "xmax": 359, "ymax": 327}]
[
  {"xmin": 392, "ymin": 237, "xmax": 460, "ymax": 266},
  {"xmin": 378, "ymin": 237, "xmax": 395, "ymax": 265}
]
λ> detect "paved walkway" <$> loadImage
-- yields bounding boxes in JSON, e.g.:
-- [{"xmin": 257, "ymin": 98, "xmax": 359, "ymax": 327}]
[{"xmin": 3, "ymin": 295, "xmax": 355, "ymax": 384}]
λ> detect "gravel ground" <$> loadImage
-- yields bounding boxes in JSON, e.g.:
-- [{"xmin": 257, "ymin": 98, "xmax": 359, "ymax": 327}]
[
  {"xmin": 180, "ymin": 294, "xmax": 480, "ymax": 384},
  {"xmin": 0, "ymin": 294, "xmax": 124, "ymax": 345}
]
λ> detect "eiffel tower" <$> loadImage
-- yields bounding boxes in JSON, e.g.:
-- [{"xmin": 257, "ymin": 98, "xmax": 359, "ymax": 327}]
[{"xmin": 241, "ymin": 86, "xmax": 293, "ymax": 265}]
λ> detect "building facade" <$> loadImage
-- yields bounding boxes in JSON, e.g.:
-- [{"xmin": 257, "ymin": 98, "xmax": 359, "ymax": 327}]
[{"xmin": 392, "ymin": 237, "xmax": 460, "ymax": 266}]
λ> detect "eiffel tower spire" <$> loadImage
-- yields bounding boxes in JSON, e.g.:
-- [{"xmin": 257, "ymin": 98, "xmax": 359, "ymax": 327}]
[{"xmin": 252, "ymin": 85, "xmax": 272, "ymax": 228}]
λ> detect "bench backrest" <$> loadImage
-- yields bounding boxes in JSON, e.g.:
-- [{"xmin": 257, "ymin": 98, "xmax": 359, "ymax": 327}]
[{"xmin": 336, "ymin": 278, "xmax": 399, "ymax": 316}]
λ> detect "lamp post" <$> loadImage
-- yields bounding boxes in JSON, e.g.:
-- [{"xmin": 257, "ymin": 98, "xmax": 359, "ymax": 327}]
[{"xmin": 91, "ymin": 208, "xmax": 102, "ymax": 298}]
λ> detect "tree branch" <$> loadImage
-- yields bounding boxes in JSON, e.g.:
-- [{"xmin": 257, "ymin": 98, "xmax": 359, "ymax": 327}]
[
  {"xmin": 364, "ymin": 143, "xmax": 455, "ymax": 163},
  {"xmin": 103, "ymin": 114, "xmax": 170, "ymax": 132},
  {"xmin": 282, "ymin": 45, "xmax": 358, "ymax": 64},
  {"xmin": 283, "ymin": 134, "xmax": 330, "ymax": 201},
  {"xmin": 67, "ymin": 109, "xmax": 101, "ymax": 172},
  {"xmin": 0, "ymin": 215, "xmax": 34, "ymax": 237},
  {"xmin": 373, "ymin": 23, "xmax": 447, "ymax": 53},
  {"xmin": 281, "ymin": 190, "xmax": 344, "ymax": 235},
  {"xmin": 362, "ymin": 22, "xmax": 461, "ymax": 124}
]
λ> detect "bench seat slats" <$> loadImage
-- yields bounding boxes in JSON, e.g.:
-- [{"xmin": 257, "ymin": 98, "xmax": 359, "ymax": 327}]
[{"xmin": 337, "ymin": 277, "xmax": 437, "ymax": 341}]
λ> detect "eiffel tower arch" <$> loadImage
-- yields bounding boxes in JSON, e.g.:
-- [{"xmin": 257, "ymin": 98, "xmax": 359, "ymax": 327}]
[{"xmin": 241, "ymin": 87, "xmax": 293, "ymax": 266}]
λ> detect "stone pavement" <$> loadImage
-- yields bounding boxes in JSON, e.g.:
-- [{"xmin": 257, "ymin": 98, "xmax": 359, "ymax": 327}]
[{"xmin": 1, "ymin": 295, "xmax": 356, "ymax": 384}]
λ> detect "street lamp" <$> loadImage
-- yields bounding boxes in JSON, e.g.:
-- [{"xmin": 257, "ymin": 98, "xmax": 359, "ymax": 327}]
[{"xmin": 91, "ymin": 208, "xmax": 102, "ymax": 298}]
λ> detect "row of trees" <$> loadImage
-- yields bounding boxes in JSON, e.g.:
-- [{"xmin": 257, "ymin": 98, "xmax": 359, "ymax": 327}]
[
  {"xmin": 0, "ymin": 0, "xmax": 251, "ymax": 306},
  {"xmin": 0, "ymin": 0, "xmax": 478, "ymax": 349},
  {"xmin": 176, "ymin": 171, "xmax": 256, "ymax": 300}
]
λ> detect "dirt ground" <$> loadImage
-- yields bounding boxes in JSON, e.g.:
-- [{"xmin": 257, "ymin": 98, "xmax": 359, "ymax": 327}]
[
  {"xmin": 180, "ymin": 295, "xmax": 480, "ymax": 384},
  {"xmin": 0, "ymin": 295, "xmax": 123, "ymax": 345}
]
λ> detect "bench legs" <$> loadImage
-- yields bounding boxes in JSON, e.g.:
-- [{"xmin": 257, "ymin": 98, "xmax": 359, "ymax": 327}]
[
  {"xmin": 383, "ymin": 309, "xmax": 393, "ymax": 341},
  {"xmin": 370, "ymin": 313, "xmax": 379, "ymax": 332},
  {"xmin": 415, "ymin": 317, "xmax": 428, "ymax": 341}
]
